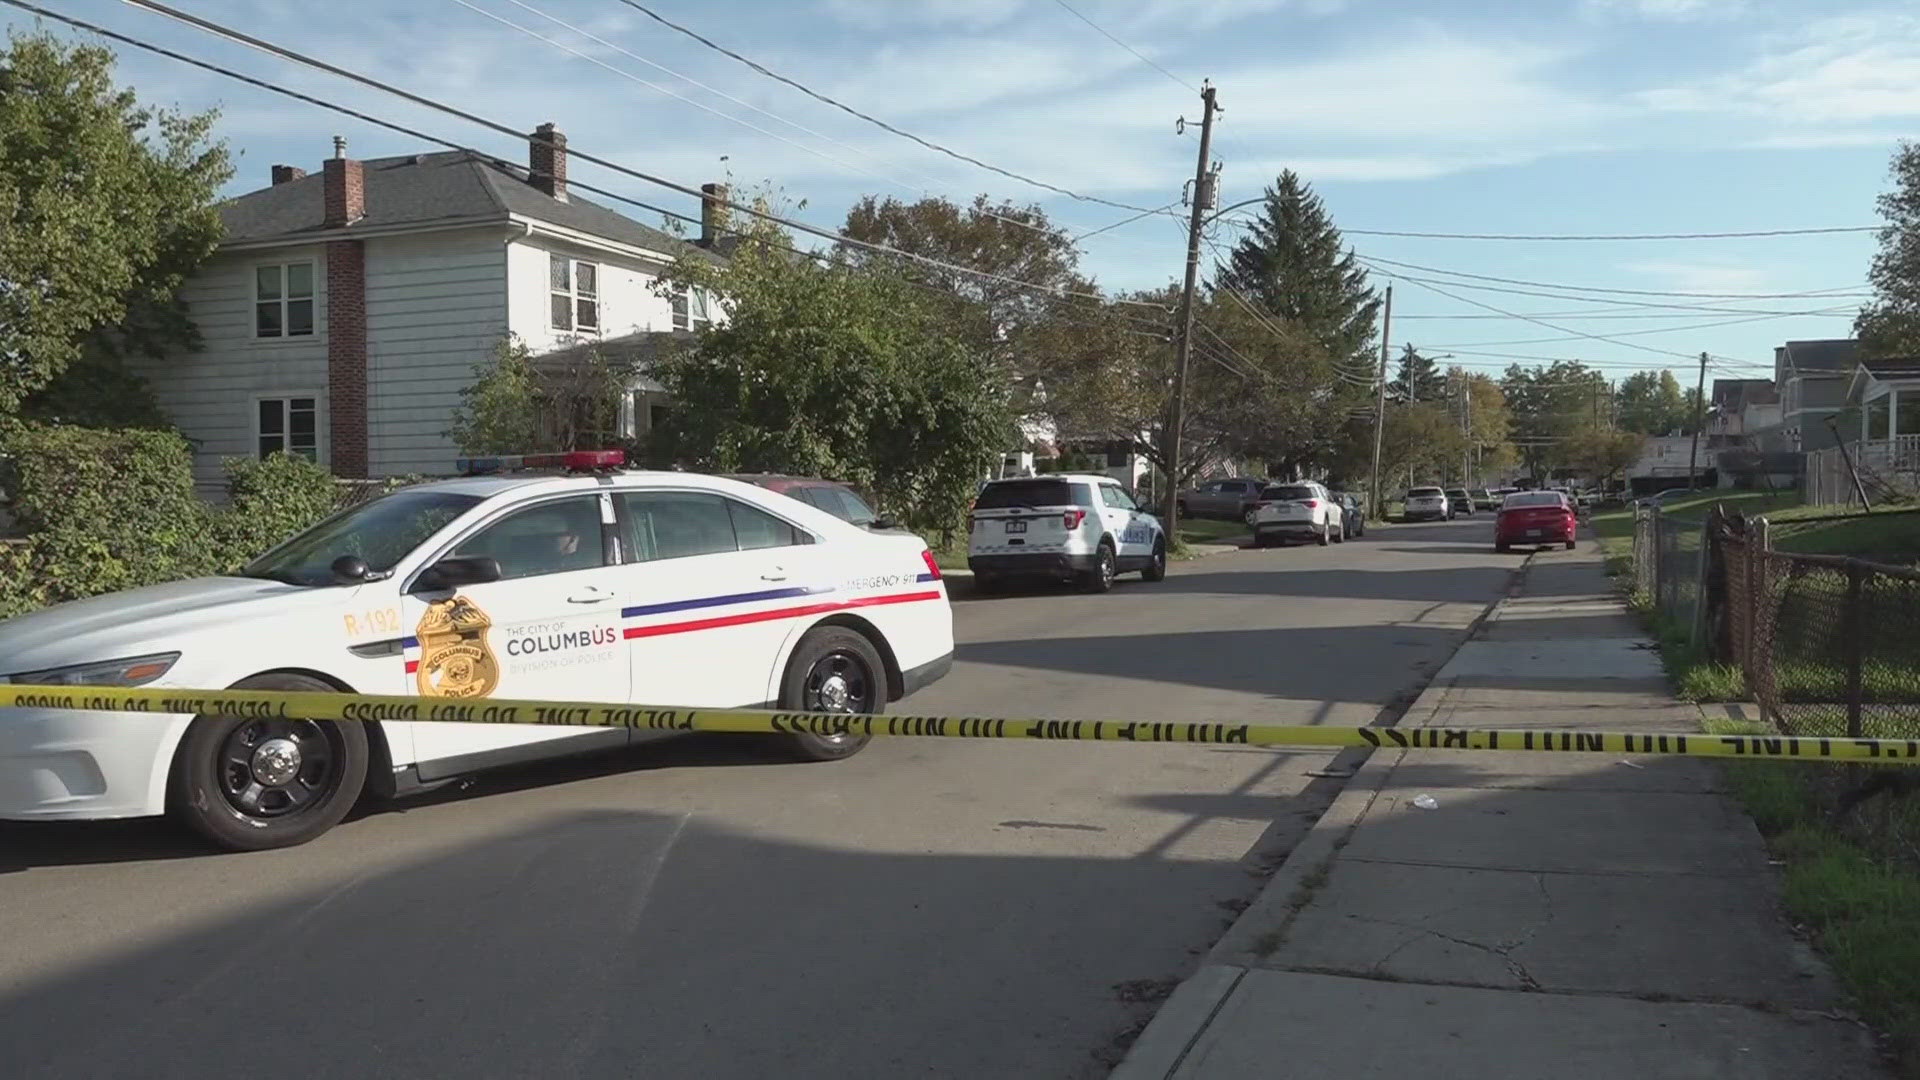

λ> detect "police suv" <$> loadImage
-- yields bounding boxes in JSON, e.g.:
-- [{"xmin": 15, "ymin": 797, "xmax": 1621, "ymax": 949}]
[
  {"xmin": 0, "ymin": 452, "xmax": 954, "ymax": 850},
  {"xmin": 967, "ymin": 474, "xmax": 1166, "ymax": 593}
]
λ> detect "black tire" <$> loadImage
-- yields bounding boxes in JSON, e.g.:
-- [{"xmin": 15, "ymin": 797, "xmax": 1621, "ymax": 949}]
[
  {"xmin": 1564, "ymin": 538, "xmax": 1577, "ymax": 551},
  {"xmin": 1141, "ymin": 539, "xmax": 1167, "ymax": 582},
  {"xmin": 1242, "ymin": 505, "xmax": 1259, "ymax": 527},
  {"xmin": 170, "ymin": 672, "xmax": 367, "ymax": 852},
  {"xmin": 1496, "ymin": 541, "xmax": 1511, "ymax": 553},
  {"xmin": 1333, "ymin": 522, "xmax": 1346, "ymax": 543},
  {"xmin": 1081, "ymin": 540, "xmax": 1117, "ymax": 593},
  {"xmin": 1175, "ymin": 500, "xmax": 1189, "ymax": 517},
  {"xmin": 1316, "ymin": 522, "xmax": 1331, "ymax": 547},
  {"xmin": 778, "ymin": 626, "xmax": 881, "ymax": 761}
]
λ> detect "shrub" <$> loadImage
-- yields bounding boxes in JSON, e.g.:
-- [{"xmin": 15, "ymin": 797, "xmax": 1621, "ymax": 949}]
[{"xmin": 217, "ymin": 452, "xmax": 340, "ymax": 563}]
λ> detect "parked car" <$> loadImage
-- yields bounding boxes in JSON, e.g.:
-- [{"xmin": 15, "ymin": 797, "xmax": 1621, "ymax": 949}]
[
  {"xmin": 1403, "ymin": 486, "xmax": 1450, "ymax": 522},
  {"xmin": 1445, "ymin": 488, "xmax": 1475, "ymax": 517},
  {"xmin": 1251, "ymin": 481, "xmax": 1344, "ymax": 547},
  {"xmin": 0, "ymin": 454, "xmax": 955, "ymax": 849},
  {"xmin": 1635, "ymin": 488, "xmax": 1698, "ymax": 509},
  {"xmin": 1176, "ymin": 477, "xmax": 1268, "ymax": 524},
  {"xmin": 1470, "ymin": 489, "xmax": 1498, "ymax": 512},
  {"xmin": 1495, "ymin": 490, "xmax": 1578, "ymax": 552},
  {"xmin": 727, "ymin": 474, "xmax": 897, "ymax": 531},
  {"xmin": 1330, "ymin": 491, "xmax": 1367, "ymax": 537},
  {"xmin": 968, "ymin": 474, "xmax": 1165, "ymax": 593}
]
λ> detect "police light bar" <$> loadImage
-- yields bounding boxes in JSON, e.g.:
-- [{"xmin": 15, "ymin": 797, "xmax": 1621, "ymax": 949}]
[{"xmin": 456, "ymin": 449, "xmax": 626, "ymax": 476}]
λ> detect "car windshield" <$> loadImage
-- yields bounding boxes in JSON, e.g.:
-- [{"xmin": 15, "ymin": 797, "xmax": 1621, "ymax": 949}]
[
  {"xmin": 1446, "ymin": 489, "xmax": 1469, "ymax": 498},
  {"xmin": 812, "ymin": 484, "xmax": 879, "ymax": 526},
  {"xmin": 1262, "ymin": 485, "xmax": 1316, "ymax": 501},
  {"xmin": 976, "ymin": 478, "xmax": 1083, "ymax": 509},
  {"xmin": 239, "ymin": 490, "xmax": 484, "ymax": 586},
  {"xmin": 1408, "ymin": 487, "xmax": 1444, "ymax": 497},
  {"xmin": 1504, "ymin": 493, "xmax": 1566, "ymax": 509}
]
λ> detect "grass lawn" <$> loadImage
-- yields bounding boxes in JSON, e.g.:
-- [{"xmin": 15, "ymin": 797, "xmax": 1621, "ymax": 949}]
[
  {"xmin": 1175, "ymin": 517, "xmax": 1248, "ymax": 548},
  {"xmin": 1706, "ymin": 716, "xmax": 1920, "ymax": 1073}
]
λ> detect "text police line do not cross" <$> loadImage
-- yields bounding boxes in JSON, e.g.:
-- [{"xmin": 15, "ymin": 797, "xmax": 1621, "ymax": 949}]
[{"xmin": 4, "ymin": 684, "xmax": 1919, "ymax": 765}]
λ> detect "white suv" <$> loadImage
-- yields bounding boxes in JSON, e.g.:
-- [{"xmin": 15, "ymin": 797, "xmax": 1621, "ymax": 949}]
[
  {"xmin": 1403, "ymin": 486, "xmax": 1450, "ymax": 522},
  {"xmin": 968, "ymin": 475, "xmax": 1166, "ymax": 593},
  {"xmin": 1251, "ymin": 481, "xmax": 1344, "ymax": 547}
]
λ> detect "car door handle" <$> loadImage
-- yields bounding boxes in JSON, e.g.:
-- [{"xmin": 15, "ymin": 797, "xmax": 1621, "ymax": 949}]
[
  {"xmin": 567, "ymin": 588, "xmax": 614, "ymax": 604},
  {"xmin": 760, "ymin": 568, "xmax": 788, "ymax": 582}
]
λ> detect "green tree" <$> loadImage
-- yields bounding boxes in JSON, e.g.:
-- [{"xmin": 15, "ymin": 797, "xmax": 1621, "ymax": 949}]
[
  {"xmin": 1857, "ymin": 141, "xmax": 1920, "ymax": 358},
  {"xmin": 657, "ymin": 206, "xmax": 1012, "ymax": 534},
  {"xmin": 448, "ymin": 336, "xmax": 626, "ymax": 455},
  {"xmin": 1613, "ymin": 369, "xmax": 1688, "ymax": 434},
  {"xmin": 1565, "ymin": 426, "xmax": 1645, "ymax": 485},
  {"xmin": 1213, "ymin": 170, "xmax": 1381, "ymax": 369},
  {"xmin": 0, "ymin": 32, "xmax": 230, "ymax": 419},
  {"xmin": 1501, "ymin": 362, "xmax": 1609, "ymax": 481},
  {"xmin": 1378, "ymin": 402, "xmax": 1465, "ymax": 491},
  {"xmin": 1394, "ymin": 345, "xmax": 1448, "ymax": 402}
]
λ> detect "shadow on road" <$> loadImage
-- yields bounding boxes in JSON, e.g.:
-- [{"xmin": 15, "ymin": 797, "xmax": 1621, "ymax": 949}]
[
  {"xmin": 0, "ymin": 808, "xmax": 1274, "ymax": 1080},
  {"xmin": 958, "ymin": 623, "xmax": 1468, "ymax": 702},
  {"xmin": 1151, "ymin": 566, "xmax": 1510, "ymax": 604}
]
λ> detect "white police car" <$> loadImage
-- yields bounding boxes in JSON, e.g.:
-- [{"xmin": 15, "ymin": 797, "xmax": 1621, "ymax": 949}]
[
  {"xmin": 967, "ymin": 474, "xmax": 1166, "ymax": 593},
  {"xmin": 0, "ymin": 452, "xmax": 953, "ymax": 850}
]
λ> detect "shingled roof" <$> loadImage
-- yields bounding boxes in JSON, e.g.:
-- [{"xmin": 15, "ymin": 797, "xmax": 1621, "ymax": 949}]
[{"xmin": 219, "ymin": 149, "xmax": 705, "ymax": 258}]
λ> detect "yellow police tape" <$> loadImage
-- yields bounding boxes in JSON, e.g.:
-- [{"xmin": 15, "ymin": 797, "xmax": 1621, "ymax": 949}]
[{"xmin": 2, "ymin": 683, "xmax": 1916, "ymax": 766}]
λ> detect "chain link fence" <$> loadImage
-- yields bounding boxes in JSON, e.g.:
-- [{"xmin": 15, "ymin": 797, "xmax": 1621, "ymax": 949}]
[
  {"xmin": 1632, "ymin": 507, "xmax": 1709, "ymax": 637},
  {"xmin": 1721, "ymin": 519, "xmax": 1920, "ymax": 739}
]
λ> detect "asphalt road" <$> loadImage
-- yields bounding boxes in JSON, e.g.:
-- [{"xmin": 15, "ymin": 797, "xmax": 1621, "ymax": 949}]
[{"xmin": 0, "ymin": 517, "xmax": 1518, "ymax": 1079}]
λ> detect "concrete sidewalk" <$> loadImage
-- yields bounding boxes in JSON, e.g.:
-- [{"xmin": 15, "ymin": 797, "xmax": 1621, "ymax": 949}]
[{"xmin": 1115, "ymin": 545, "xmax": 1883, "ymax": 1079}]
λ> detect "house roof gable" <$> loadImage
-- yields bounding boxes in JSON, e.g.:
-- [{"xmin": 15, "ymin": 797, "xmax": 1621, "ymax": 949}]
[{"xmin": 218, "ymin": 150, "xmax": 705, "ymax": 259}]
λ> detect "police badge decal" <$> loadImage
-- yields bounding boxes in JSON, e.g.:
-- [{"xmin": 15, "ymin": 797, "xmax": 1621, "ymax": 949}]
[{"xmin": 415, "ymin": 595, "xmax": 502, "ymax": 698}]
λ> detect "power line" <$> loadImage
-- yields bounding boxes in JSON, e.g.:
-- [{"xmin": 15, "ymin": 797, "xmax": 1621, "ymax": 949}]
[
  {"xmin": 1216, "ymin": 219, "xmax": 1879, "ymax": 242},
  {"xmin": 1049, "ymin": 0, "xmax": 1197, "ymax": 92},
  {"xmin": 608, "ymin": 0, "xmax": 1171, "ymax": 216},
  {"xmin": 1356, "ymin": 254, "xmax": 1868, "ymax": 300},
  {"xmin": 27, "ymin": 1, "xmax": 1171, "ymax": 333},
  {"xmin": 1354, "ymin": 264, "xmax": 1868, "ymax": 315},
  {"xmin": 1073, "ymin": 200, "xmax": 1185, "ymax": 241},
  {"xmin": 103, "ymin": 0, "xmax": 1170, "ymax": 312},
  {"xmin": 1429, "ymin": 306, "xmax": 1856, "ymax": 349}
]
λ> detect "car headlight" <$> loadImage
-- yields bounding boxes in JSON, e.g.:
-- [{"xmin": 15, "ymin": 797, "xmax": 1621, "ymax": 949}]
[{"xmin": 2, "ymin": 652, "xmax": 181, "ymax": 688}]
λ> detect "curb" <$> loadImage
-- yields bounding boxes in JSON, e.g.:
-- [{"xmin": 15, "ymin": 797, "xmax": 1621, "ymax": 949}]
[{"xmin": 1111, "ymin": 551, "xmax": 1536, "ymax": 1079}]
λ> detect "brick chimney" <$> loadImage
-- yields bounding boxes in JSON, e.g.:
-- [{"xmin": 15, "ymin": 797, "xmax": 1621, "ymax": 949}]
[
  {"xmin": 700, "ymin": 182, "xmax": 729, "ymax": 246},
  {"xmin": 321, "ymin": 136, "xmax": 364, "ymax": 227},
  {"xmin": 529, "ymin": 123, "xmax": 567, "ymax": 201},
  {"xmin": 271, "ymin": 164, "xmax": 306, "ymax": 185}
]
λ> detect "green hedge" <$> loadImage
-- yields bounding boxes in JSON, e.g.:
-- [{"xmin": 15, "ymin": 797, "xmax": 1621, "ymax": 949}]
[{"xmin": 0, "ymin": 425, "xmax": 350, "ymax": 618}]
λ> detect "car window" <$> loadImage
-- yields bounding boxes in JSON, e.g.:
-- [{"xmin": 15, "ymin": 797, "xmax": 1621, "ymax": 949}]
[
  {"xmin": 814, "ymin": 484, "xmax": 879, "ymax": 526},
  {"xmin": 729, "ymin": 499, "xmax": 807, "ymax": 551},
  {"xmin": 452, "ymin": 496, "xmax": 606, "ymax": 581},
  {"xmin": 1408, "ymin": 487, "xmax": 1444, "ymax": 497},
  {"xmin": 1262, "ymin": 485, "xmax": 1316, "ymax": 501},
  {"xmin": 1100, "ymin": 485, "xmax": 1139, "ymax": 510},
  {"xmin": 1503, "ymin": 493, "xmax": 1567, "ymax": 509},
  {"xmin": 617, "ymin": 492, "xmax": 740, "ymax": 562},
  {"xmin": 977, "ymin": 478, "xmax": 1076, "ymax": 509},
  {"xmin": 241, "ymin": 490, "xmax": 483, "ymax": 586}
]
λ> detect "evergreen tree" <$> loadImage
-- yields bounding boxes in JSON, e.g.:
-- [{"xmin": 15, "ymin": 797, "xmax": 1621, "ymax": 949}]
[
  {"xmin": 1393, "ymin": 345, "xmax": 1448, "ymax": 402},
  {"xmin": 1213, "ymin": 170, "xmax": 1381, "ymax": 368}
]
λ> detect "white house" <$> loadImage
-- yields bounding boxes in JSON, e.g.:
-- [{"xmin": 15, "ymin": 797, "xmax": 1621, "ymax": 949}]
[{"xmin": 136, "ymin": 125, "xmax": 724, "ymax": 487}]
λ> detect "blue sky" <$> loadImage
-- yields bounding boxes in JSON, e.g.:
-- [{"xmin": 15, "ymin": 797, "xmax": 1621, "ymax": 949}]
[{"xmin": 20, "ymin": 0, "xmax": 1918, "ymax": 388}]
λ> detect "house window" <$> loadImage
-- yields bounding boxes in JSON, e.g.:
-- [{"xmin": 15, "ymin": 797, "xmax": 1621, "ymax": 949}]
[
  {"xmin": 257, "ymin": 396, "xmax": 319, "ymax": 461},
  {"xmin": 255, "ymin": 263, "xmax": 315, "ymax": 338},
  {"xmin": 550, "ymin": 254, "xmax": 600, "ymax": 332},
  {"xmin": 671, "ymin": 283, "xmax": 711, "ymax": 331}
]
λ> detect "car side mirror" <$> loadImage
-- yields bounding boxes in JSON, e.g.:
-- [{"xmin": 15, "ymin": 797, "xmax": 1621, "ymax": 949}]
[
  {"xmin": 330, "ymin": 554, "xmax": 371, "ymax": 584},
  {"xmin": 412, "ymin": 555, "xmax": 502, "ymax": 593},
  {"xmin": 867, "ymin": 517, "xmax": 898, "ymax": 531}
]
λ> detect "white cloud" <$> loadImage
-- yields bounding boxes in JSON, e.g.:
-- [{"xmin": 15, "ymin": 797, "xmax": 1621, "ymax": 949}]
[
  {"xmin": 823, "ymin": 0, "xmax": 1029, "ymax": 30},
  {"xmin": 1639, "ymin": 13, "xmax": 1920, "ymax": 126},
  {"xmin": 818, "ymin": 36, "xmax": 1142, "ymax": 116},
  {"xmin": 1622, "ymin": 260, "xmax": 1773, "ymax": 294},
  {"xmin": 1580, "ymin": 0, "xmax": 1749, "ymax": 20}
]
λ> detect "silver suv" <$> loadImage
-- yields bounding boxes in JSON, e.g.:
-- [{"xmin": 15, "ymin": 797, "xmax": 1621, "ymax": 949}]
[{"xmin": 1404, "ymin": 486, "xmax": 1451, "ymax": 522}]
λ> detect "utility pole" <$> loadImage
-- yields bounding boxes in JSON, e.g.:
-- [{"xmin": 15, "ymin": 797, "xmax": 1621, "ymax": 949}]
[
  {"xmin": 1163, "ymin": 81, "xmax": 1219, "ymax": 533},
  {"xmin": 1368, "ymin": 285, "xmax": 1393, "ymax": 519},
  {"xmin": 1459, "ymin": 371, "xmax": 1472, "ymax": 486},
  {"xmin": 1686, "ymin": 350, "xmax": 1708, "ymax": 489}
]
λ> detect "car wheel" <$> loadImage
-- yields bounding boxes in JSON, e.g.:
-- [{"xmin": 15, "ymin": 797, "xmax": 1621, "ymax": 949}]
[
  {"xmin": 170, "ymin": 672, "xmax": 368, "ymax": 852},
  {"xmin": 1175, "ymin": 500, "xmax": 1189, "ymax": 517},
  {"xmin": 1243, "ymin": 505, "xmax": 1258, "ymax": 527},
  {"xmin": 1333, "ymin": 521, "xmax": 1345, "ymax": 543},
  {"xmin": 1081, "ymin": 540, "xmax": 1117, "ymax": 593},
  {"xmin": 779, "ymin": 626, "xmax": 880, "ymax": 761},
  {"xmin": 1317, "ymin": 522, "xmax": 1331, "ymax": 546},
  {"xmin": 1496, "ymin": 541, "xmax": 1511, "ymax": 553},
  {"xmin": 1141, "ymin": 539, "xmax": 1167, "ymax": 582},
  {"xmin": 1564, "ymin": 538, "xmax": 1577, "ymax": 551}
]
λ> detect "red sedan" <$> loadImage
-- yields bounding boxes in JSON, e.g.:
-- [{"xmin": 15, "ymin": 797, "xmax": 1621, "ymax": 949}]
[{"xmin": 1495, "ymin": 491, "xmax": 1578, "ymax": 552}]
